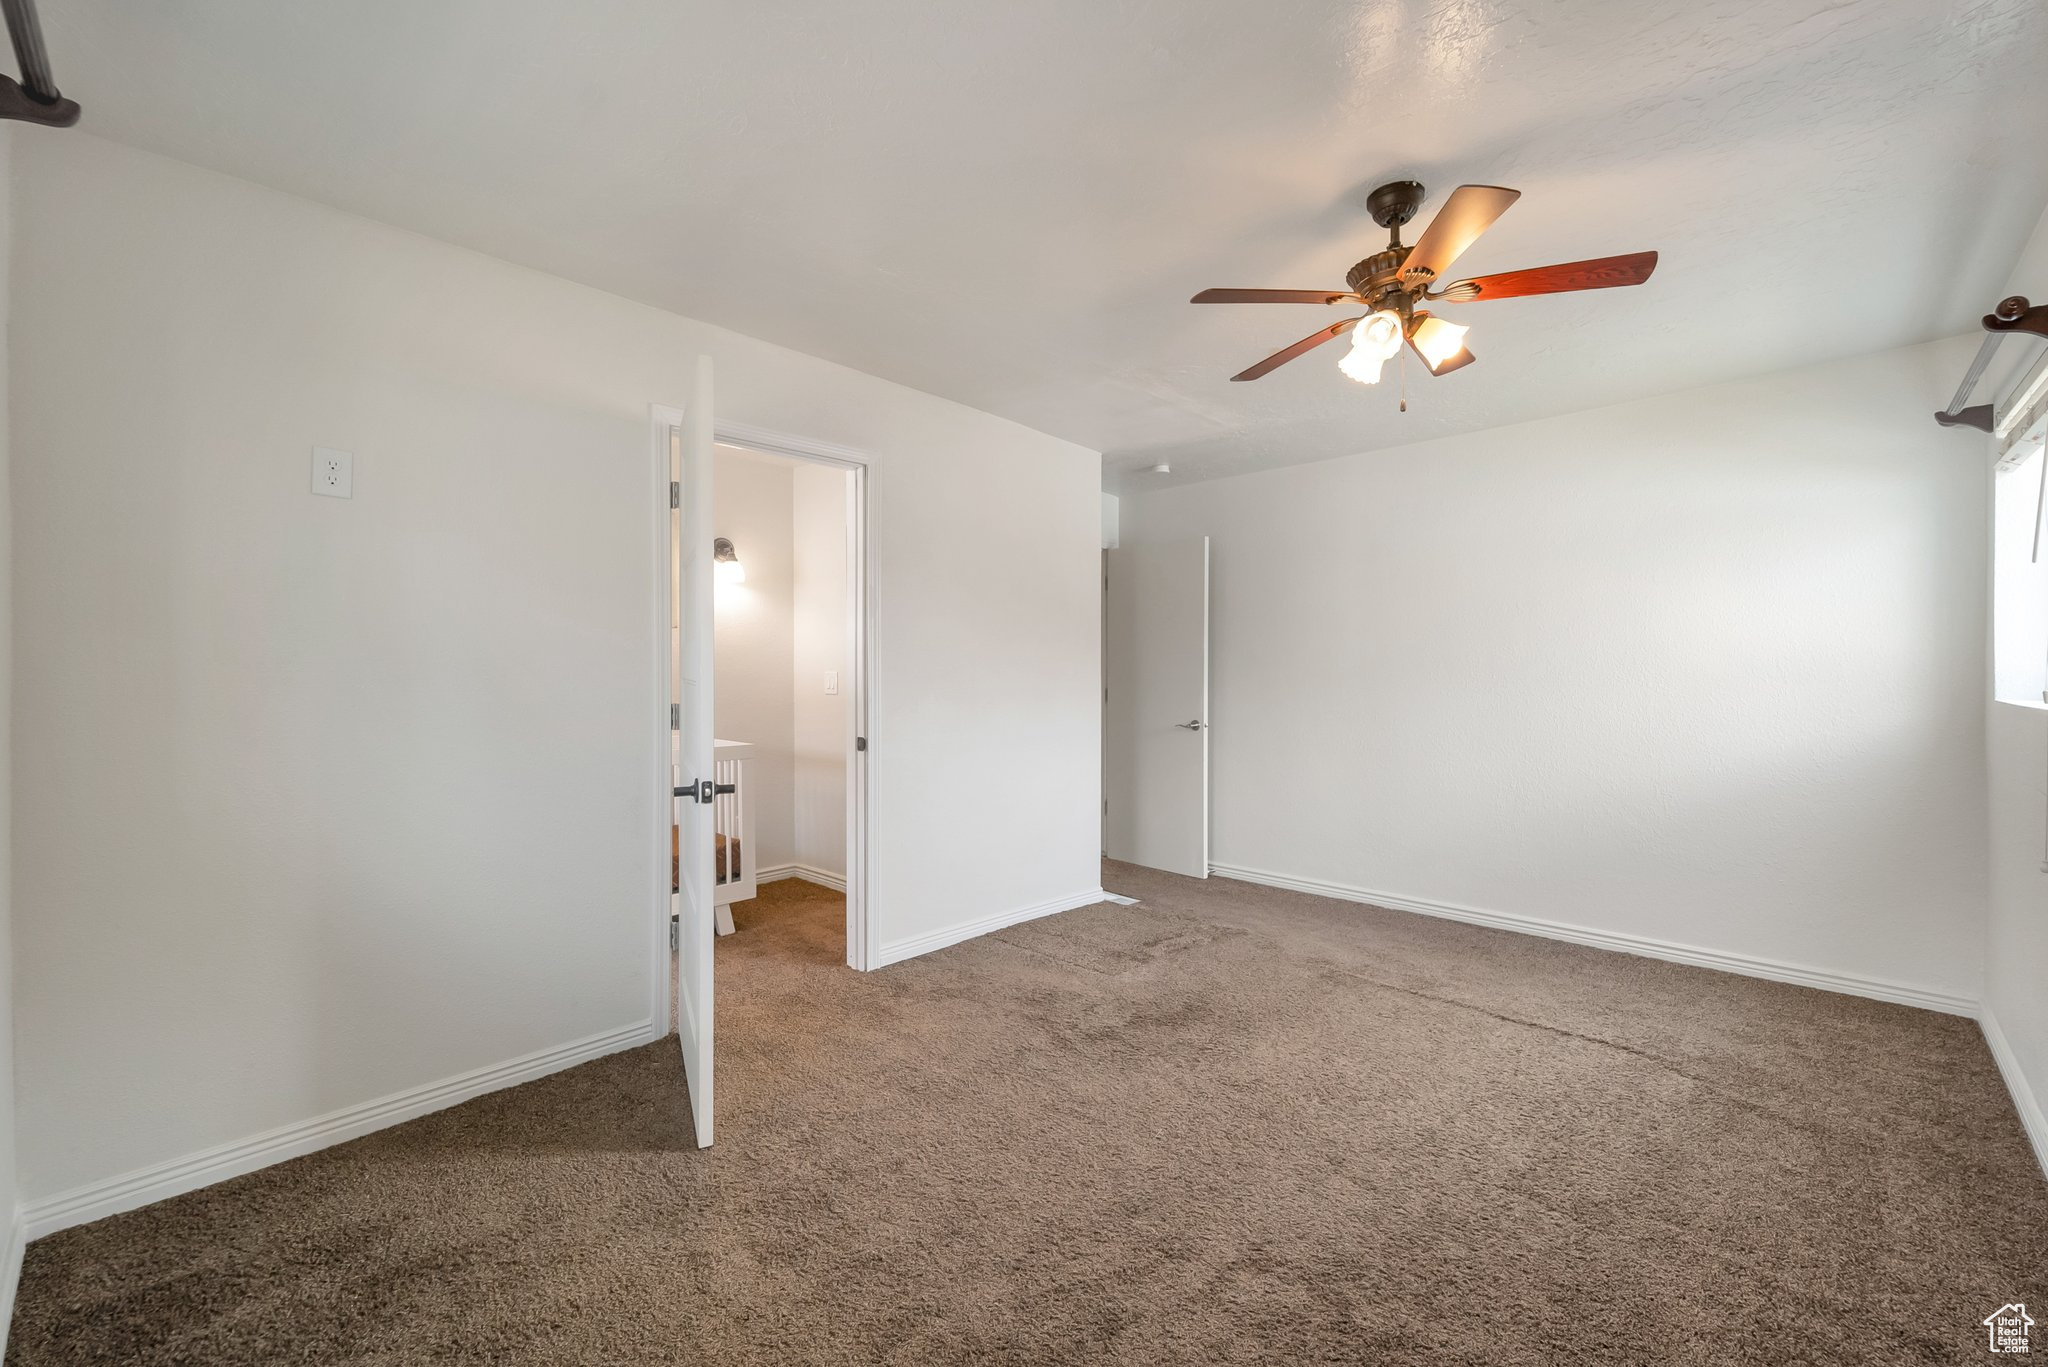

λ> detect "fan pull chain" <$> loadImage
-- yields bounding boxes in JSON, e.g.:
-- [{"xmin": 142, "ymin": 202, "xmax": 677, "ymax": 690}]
[{"xmin": 1398, "ymin": 345, "xmax": 1408, "ymax": 412}]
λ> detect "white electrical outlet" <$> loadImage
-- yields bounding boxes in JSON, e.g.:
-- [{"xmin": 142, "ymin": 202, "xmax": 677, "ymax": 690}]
[
  {"xmin": 824, "ymin": 670, "xmax": 839, "ymax": 695},
  {"xmin": 312, "ymin": 447, "xmax": 353, "ymax": 499}
]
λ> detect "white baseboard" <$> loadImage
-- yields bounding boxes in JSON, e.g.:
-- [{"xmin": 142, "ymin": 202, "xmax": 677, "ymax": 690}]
[
  {"xmin": 1207, "ymin": 863, "xmax": 1978, "ymax": 1018},
  {"xmin": 1982, "ymin": 1008, "xmax": 2048, "ymax": 1181},
  {"xmin": 22, "ymin": 1018, "xmax": 662, "ymax": 1240},
  {"xmin": 875, "ymin": 888, "xmax": 1109, "ymax": 968},
  {"xmin": 1, "ymin": 1204, "xmax": 24, "ymax": 1360},
  {"xmin": 757, "ymin": 862, "xmax": 847, "ymax": 893}
]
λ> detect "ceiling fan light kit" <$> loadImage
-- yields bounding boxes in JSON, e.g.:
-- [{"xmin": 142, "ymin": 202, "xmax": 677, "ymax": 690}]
[{"xmin": 1192, "ymin": 179, "xmax": 1658, "ymax": 399}]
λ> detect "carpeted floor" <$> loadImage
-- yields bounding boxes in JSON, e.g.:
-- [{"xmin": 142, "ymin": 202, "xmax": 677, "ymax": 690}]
[{"xmin": 9, "ymin": 863, "xmax": 2047, "ymax": 1365}]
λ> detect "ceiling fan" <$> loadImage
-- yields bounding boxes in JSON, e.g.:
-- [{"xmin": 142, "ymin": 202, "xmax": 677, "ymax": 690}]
[{"xmin": 1193, "ymin": 180, "xmax": 1657, "ymax": 388}]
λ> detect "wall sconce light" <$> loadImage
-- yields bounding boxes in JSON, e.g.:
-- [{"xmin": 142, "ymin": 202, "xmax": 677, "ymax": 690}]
[{"xmin": 714, "ymin": 537, "xmax": 746, "ymax": 585}]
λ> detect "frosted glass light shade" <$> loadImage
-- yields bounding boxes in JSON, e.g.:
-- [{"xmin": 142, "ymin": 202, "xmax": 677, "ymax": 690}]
[
  {"xmin": 1339, "ymin": 310, "xmax": 1402, "ymax": 385},
  {"xmin": 1412, "ymin": 315, "xmax": 1470, "ymax": 370}
]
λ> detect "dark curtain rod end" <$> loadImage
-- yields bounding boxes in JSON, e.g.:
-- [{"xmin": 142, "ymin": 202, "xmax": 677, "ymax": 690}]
[
  {"xmin": 0, "ymin": 73, "xmax": 76, "ymax": 126},
  {"xmin": 1933, "ymin": 405, "xmax": 1995, "ymax": 433}
]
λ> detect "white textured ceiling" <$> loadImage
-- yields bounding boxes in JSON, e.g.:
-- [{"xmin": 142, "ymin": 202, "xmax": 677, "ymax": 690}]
[{"xmin": 40, "ymin": 0, "xmax": 2048, "ymax": 489}]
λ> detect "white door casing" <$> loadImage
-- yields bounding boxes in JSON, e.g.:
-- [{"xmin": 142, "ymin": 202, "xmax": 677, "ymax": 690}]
[{"xmin": 1104, "ymin": 536, "xmax": 1210, "ymax": 877}]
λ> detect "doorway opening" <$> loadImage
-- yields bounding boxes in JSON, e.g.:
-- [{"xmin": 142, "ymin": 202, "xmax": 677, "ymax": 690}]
[{"xmin": 666, "ymin": 420, "xmax": 872, "ymax": 1031}]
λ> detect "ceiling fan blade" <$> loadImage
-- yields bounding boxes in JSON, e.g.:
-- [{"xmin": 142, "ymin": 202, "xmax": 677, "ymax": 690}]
[
  {"xmin": 1231, "ymin": 317, "xmax": 1359, "ymax": 381},
  {"xmin": 1441, "ymin": 251, "xmax": 1658, "ymax": 302},
  {"xmin": 1407, "ymin": 333, "xmax": 1476, "ymax": 376},
  {"xmin": 1192, "ymin": 288, "xmax": 1359, "ymax": 304},
  {"xmin": 1398, "ymin": 184, "xmax": 1521, "ymax": 287}
]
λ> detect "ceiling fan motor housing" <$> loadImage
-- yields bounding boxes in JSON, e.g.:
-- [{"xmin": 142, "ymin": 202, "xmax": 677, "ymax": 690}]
[
  {"xmin": 1346, "ymin": 246, "xmax": 1416, "ymax": 319},
  {"xmin": 1365, "ymin": 179, "xmax": 1426, "ymax": 230},
  {"xmin": 1350, "ymin": 181, "xmax": 1432, "ymax": 318}
]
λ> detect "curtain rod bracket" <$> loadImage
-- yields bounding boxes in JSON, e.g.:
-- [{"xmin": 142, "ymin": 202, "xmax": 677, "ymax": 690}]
[
  {"xmin": 1933, "ymin": 296, "xmax": 2048, "ymax": 433},
  {"xmin": 0, "ymin": 72, "xmax": 75, "ymax": 126}
]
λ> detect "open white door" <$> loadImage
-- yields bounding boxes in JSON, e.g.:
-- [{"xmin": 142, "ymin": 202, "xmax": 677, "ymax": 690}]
[
  {"xmin": 672, "ymin": 360, "xmax": 717, "ymax": 1147},
  {"xmin": 1104, "ymin": 536, "xmax": 1210, "ymax": 877}
]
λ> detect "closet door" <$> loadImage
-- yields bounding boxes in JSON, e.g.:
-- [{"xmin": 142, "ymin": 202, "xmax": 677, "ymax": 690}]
[{"xmin": 1104, "ymin": 536, "xmax": 1210, "ymax": 878}]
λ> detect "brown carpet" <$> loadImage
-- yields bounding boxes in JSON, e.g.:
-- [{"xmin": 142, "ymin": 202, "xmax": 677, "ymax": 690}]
[{"xmin": 10, "ymin": 862, "xmax": 2046, "ymax": 1365}]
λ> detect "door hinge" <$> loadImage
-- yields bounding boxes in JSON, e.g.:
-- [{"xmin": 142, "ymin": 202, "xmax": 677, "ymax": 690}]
[
  {"xmin": 670, "ymin": 481, "xmax": 680, "ymax": 509},
  {"xmin": 670, "ymin": 703, "xmax": 679, "ymax": 729},
  {"xmin": 855, "ymin": 736, "xmax": 867, "ymax": 752}
]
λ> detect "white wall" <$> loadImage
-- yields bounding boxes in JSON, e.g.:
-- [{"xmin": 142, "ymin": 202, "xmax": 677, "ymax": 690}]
[
  {"xmin": 10, "ymin": 133, "xmax": 1101, "ymax": 1218},
  {"xmin": 0, "ymin": 124, "xmax": 21, "ymax": 1354},
  {"xmin": 1987, "ymin": 701, "xmax": 2047, "ymax": 1159},
  {"xmin": 1121, "ymin": 335, "xmax": 1989, "ymax": 1004},
  {"xmin": 791, "ymin": 462, "xmax": 850, "ymax": 877},
  {"xmin": 1991, "ymin": 447, "xmax": 2047, "ymax": 706},
  {"xmin": 1987, "ymin": 204, "xmax": 2048, "ymax": 1171},
  {"xmin": 713, "ymin": 446, "xmax": 797, "ymax": 870}
]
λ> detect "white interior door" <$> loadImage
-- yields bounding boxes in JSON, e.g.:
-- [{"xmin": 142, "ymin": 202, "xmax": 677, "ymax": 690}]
[
  {"xmin": 1104, "ymin": 536, "xmax": 1210, "ymax": 877},
  {"xmin": 672, "ymin": 359, "xmax": 716, "ymax": 1147}
]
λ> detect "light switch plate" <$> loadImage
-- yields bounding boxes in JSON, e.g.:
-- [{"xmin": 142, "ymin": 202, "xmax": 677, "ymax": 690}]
[
  {"xmin": 312, "ymin": 447, "xmax": 353, "ymax": 499},
  {"xmin": 824, "ymin": 670, "xmax": 839, "ymax": 695}
]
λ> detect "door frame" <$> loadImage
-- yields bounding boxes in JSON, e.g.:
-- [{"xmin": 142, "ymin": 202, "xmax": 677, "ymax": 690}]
[
  {"xmin": 1102, "ymin": 536, "xmax": 1211, "ymax": 878},
  {"xmin": 651, "ymin": 404, "xmax": 679, "ymax": 1038},
  {"xmin": 650, "ymin": 408, "xmax": 879, "ymax": 1019}
]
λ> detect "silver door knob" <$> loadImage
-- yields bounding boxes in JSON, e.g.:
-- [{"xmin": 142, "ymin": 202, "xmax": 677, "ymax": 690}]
[{"xmin": 1175, "ymin": 719, "xmax": 1206, "ymax": 730}]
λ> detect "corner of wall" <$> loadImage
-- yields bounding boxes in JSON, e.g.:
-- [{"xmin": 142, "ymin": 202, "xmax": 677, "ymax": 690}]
[
  {"xmin": 0, "ymin": 1208, "xmax": 22, "ymax": 1361},
  {"xmin": 0, "ymin": 117, "xmax": 20, "ymax": 1358},
  {"xmin": 1981, "ymin": 1004, "xmax": 2048, "ymax": 1181},
  {"xmin": 1985, "ymin": 699, "xmax": 2048, "ymax": 1181}
]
